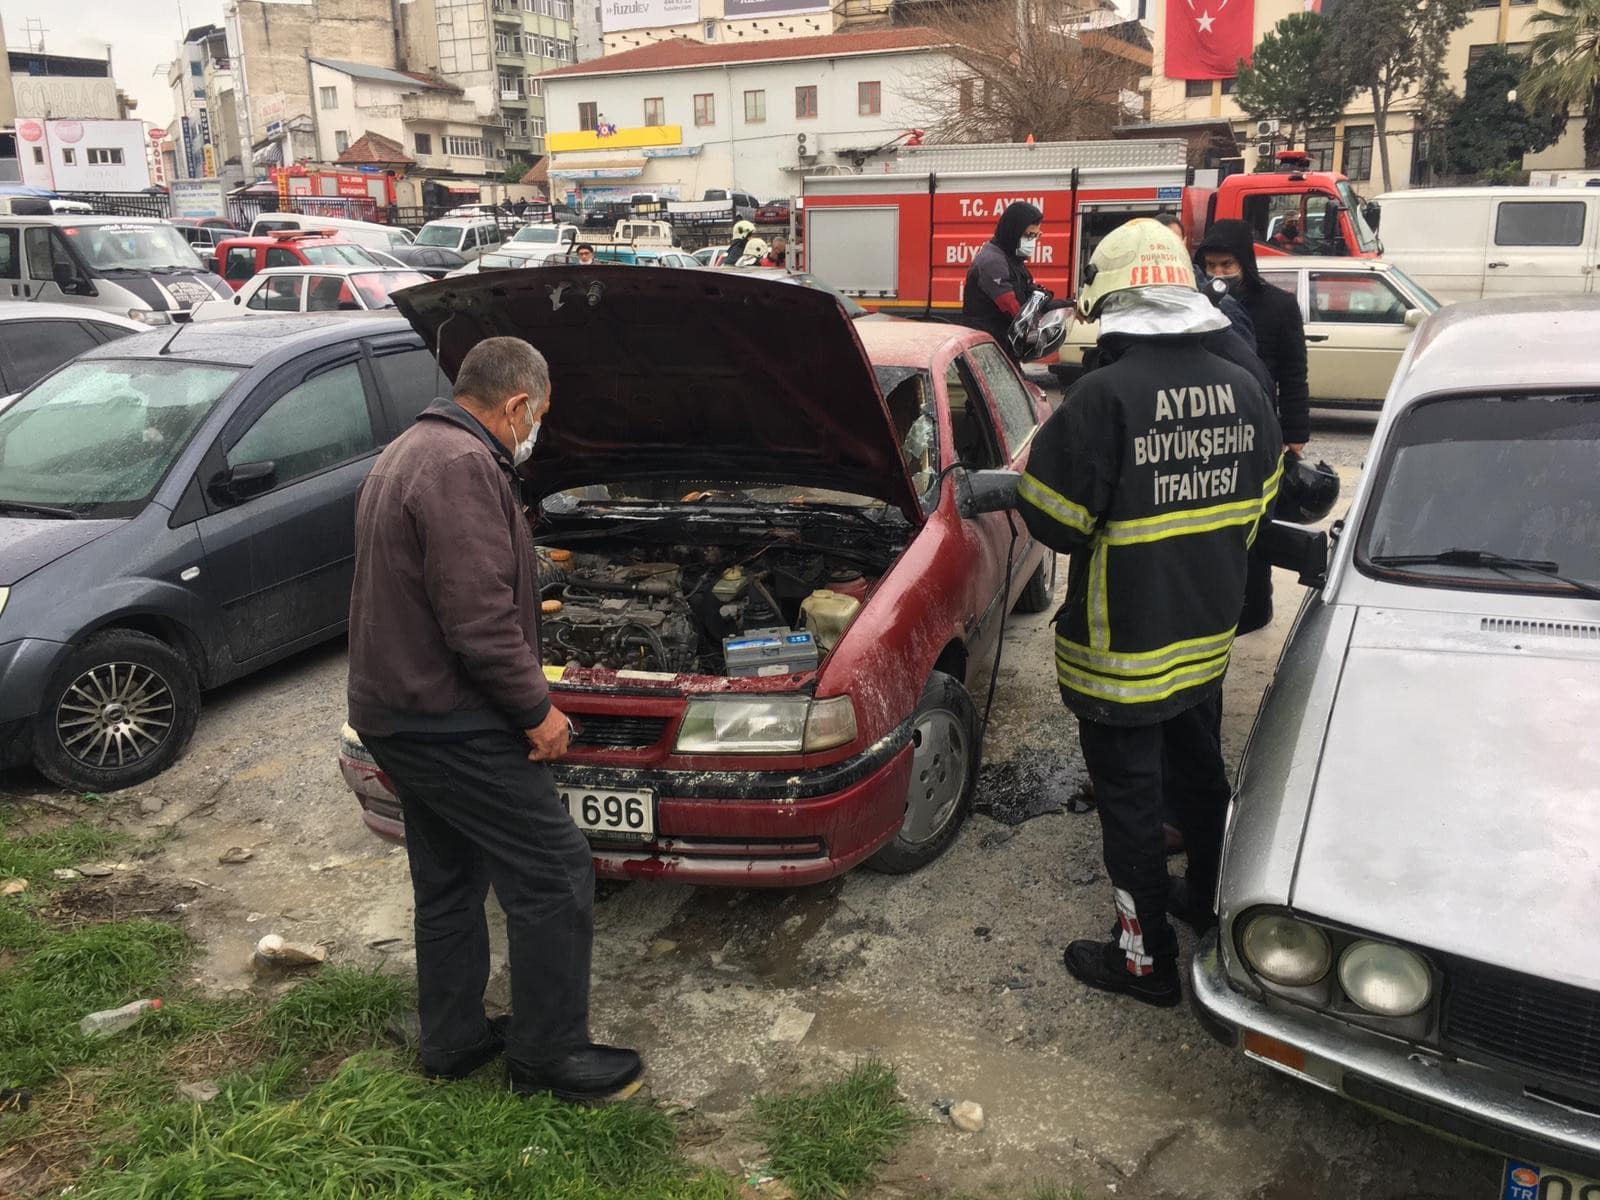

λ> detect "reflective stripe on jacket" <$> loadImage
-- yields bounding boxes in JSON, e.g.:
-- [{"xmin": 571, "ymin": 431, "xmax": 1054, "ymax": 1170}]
[{"xmin": 1017, "ymin": 338, "xmax": 1282, "ymax": 727}]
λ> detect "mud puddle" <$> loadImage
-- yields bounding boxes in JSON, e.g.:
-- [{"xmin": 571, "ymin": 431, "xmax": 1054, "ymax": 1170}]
[
  {"xmin": 973, "ymin": 750, "xmax": 1093, "ymax": 826},
  {"xmin": 646, "ymin": 881, "xmax": 844, "ymax": 988}
]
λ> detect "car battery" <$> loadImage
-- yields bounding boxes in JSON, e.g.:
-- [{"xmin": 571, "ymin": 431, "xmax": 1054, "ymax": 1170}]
[{"xmin": 723, "ymin": 628, "xmax": 820, "ymax": 678}]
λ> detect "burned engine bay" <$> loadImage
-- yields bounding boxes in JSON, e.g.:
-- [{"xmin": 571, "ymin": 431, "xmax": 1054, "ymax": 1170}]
[{"xmin": 534, "ymin": 506, "xmax": 907, "ymax": 678}]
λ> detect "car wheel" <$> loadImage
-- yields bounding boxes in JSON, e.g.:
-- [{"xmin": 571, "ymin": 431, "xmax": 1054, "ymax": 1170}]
[
  {"xmin": 31, "ymin": 630, "xmax": 200, "ymax": 792},
  {"xmin": 1013, "ymin": 552, "xmax": 1057, "ymax": 615},
  {"xmin": 866, "ymin": 671, "xmax": 979, "ymax": 874}
]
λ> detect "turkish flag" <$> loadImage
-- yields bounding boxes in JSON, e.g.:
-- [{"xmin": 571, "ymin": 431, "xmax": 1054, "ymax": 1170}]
[{"xmin": 1165, "ymin": 0, "xmax": 1255, "ymax": 80}]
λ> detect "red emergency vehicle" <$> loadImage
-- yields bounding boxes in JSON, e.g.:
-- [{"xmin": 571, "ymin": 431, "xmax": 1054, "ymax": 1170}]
[{"xmin": 800, "ymin": 139, "xmax": 1380, "ymax": 315}]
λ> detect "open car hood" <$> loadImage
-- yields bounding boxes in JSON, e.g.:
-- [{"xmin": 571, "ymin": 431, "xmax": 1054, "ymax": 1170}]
[{"xmin": 392, "ymin": 266, "xmax": 923, "ymax": 522}]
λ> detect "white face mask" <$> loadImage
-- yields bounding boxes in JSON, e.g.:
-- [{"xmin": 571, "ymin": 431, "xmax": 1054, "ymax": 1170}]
[
  {"xmin": 511, "ymin": 402, "xmax": 541, "ymax": 467},
  {"xmin": 1016, "ymin": 235, "xmax": 1038, "ymax": 259}
]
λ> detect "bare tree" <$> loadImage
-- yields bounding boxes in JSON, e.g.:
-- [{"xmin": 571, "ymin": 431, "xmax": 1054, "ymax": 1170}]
[{"xmin": 904, "ymin": 0, "xmax": 1149, "ymax": 144}]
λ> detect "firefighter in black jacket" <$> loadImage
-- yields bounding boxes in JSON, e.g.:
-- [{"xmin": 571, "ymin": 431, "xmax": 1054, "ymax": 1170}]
[
  {"xmin": 1016, "ymin": 219, "xmax": 1282, "ymax": 1007},
  {"xmin": 1194, "ymin": 219, "xmax": 1310, "ymax": 634}
]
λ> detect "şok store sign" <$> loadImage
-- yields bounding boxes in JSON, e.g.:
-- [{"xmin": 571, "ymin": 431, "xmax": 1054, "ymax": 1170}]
[{"xmin": 601, "ymin": 0, "xmax": 826, "ymax": 31}]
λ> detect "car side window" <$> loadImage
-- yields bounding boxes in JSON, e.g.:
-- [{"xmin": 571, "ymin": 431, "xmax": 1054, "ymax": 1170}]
[
  {"xmin": 226, "ymin": 361, "xmax": 376, "ymax": 487},
  {"xmin": 24, "ymin": 228, "xmax": 55, "ymax": 282},
  {"xmin": 264, "ymin": 247, "xmax": 299, "ymax": 268},
  {"xmin": 305, "ymin": 275, "xmax": 353, "ymax": 312},
  {"xmin": 247, "ymin": 275, "xmax": 303, "ymax": 312},
  {"xmin": 968, "ymin": 342, "xmax": 1039, "ymax": 457},
  {"xmin": 0, "ymin": 228, "xmax": 18, "ymax": 280},
  {"xmin": 0, "ymin": 319, "xmax": 100, "ymax": 391},
  {"xmin": 1259, "ymin": 271, "xmax": 1298, "ymax": 299},
  {"xmin": 1309, "ymin": 273, "xmax": 1409, "ymax": 324},
  {"xmin": 1494, "ymin": 201, "xmax": 1585, "ymax": 247},
  {"xmin": 224, "ymin": 247, "xmax": 256, "ymax": 282},
  {"xmin": 944, "ymin": 357, "xmax": 1003, "ymax": 470},
  {"xmin": 462, "ymin": 228, "xmax": 477, "ymax": 251},
  {"xmin": 370, "ymin": 346, "xmax": 439, "ymax": 430}
]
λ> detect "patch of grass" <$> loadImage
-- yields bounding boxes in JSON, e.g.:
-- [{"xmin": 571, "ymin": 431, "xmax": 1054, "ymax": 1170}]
[
  {"xmin": 261, "ymin": 966, "xmax": 411, "ymax": 1054},
  {"xmin": 0, "ymin": 821, "xmax": 127, "ymax": 883},
  {"xmin": 75, "ymin": 1055, "xmax": 738, "ymax": 1200},
  {"xmin": 751, "ymin": 1060, "xmax": 918, "ymax": 1200}
]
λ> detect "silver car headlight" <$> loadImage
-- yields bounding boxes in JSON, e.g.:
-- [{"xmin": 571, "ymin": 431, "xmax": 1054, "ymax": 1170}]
[
  {"xmin": 1241, "ymin": 913, "xmax": 1332, "ymax": 987},
  {"xmin": 128, "ymin": 308, "xmax": 173, "ymax": 326},
  {"xmin": 674, "ymin": 695, "xmax": 856, "ymax": 755},
  {"xmin": 1338, "ymin": 940, "xmax": 1432, "ymax": 1017}
]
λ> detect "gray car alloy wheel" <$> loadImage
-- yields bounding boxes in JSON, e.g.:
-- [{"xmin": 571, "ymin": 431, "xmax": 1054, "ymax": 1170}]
[
  {"xmin": 900, "ymin": 708, "xmax": 970, "ymax": 845},
  {"xmin": 55, "ymin": 661, "xmax": 176, "ymax": 769}
]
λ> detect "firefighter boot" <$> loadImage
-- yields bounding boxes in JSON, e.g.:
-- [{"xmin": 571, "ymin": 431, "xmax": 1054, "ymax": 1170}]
[{"xmin": 1063, "ymin": 938, "xmax": 1181, "ymax": 1008}]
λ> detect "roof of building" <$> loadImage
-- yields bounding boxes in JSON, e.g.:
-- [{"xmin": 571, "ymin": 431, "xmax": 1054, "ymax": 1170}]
[
  {"xmin": 336, "ymin": 131, "xmax": 415, "ymax": 166},
  {"xmin": 537, "ymin": 27, "xmax": 945, "ymax": 79},
  {"xmin": 520, "ymin": 160, "xmax": 550, "ymax": 185},
  {"xmin": 308, "ymin": 57, "xmax": 455, "ymax": 92}
]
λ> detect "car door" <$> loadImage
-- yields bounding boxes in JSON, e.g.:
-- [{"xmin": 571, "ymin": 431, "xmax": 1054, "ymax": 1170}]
[
  {"xmin": 0, "ymin": 318, "xmax": 103, "ymax": 393},
  {"xmin": 939, "ymin": 351, "xmax": 1016, "ymax": 691},
  {"xmin": 1482, "ymin": 198, "xmax": 1592, "ymax": 297},
  {"xmin": 966, "ymin": 341, "xmax": 1049, "ymax": 605},
  {"xmin": 1303, "ymin": 270, "xmax": 1417, "ymax": 404},
  {"xmin": 190, "ymin": 351, "xmax": 384, "ymax": 663}
]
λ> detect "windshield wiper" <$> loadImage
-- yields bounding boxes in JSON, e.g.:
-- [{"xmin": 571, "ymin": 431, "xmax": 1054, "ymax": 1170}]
[
  {"xmin": 0, "ymin": 499, "xmax": 81, "ymax": 519},
  {"xmin": 1371, "ymin": 548, "xmax": 1600, "ymax": 600}
]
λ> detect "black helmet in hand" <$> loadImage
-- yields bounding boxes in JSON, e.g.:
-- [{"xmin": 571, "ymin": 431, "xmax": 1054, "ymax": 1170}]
[{"xmin": 1274, "ymin": 452, "xmax": 1339, "ymax": 524}]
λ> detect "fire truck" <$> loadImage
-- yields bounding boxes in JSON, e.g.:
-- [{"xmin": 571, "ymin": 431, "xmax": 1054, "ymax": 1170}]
[{"xmin": 799, "ymin": 139, "xmax": 1381, "ymax": 315}]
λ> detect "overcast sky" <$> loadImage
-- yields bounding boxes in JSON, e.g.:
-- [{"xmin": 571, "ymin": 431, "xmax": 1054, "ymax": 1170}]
[{"xmin": 1, "ymin": 0, "xmax": 224, "ymax": 128}]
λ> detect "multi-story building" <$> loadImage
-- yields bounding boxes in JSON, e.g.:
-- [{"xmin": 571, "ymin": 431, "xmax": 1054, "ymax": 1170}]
[
  {"xmin": 9, "ymin": 44, "xmax": 149, "ymax": 190},
  {"xmin": 1143, "ymin": 0, "xmax": 1584, "ymax": 193},
  {"xmin": 165, "ymin": 25, "xmax": 246, "ymax": 186},
  {"xmin": 537, "ymin": 28, "xmax": 947, "ymax": 204}
]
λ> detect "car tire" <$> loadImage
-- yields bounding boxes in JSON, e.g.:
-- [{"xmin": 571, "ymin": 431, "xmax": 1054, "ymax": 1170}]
[
  {"xmin": 866, "ymin": 671, "xmax": 979, "ymax": 875},
  {"xmin": 31, "ymin": 630, "xmax": 201, "ymax": 793},
  {"xmin": 1013, "ymin": 553, "xmax": 1057, "ymax": 615}
]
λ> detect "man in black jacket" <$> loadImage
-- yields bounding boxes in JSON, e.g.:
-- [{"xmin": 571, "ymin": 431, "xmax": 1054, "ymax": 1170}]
[
  {"xmin": 1015, "ymin": 220, "xmax": 1281, "ymax": 1007},
  {"xmin": 1195, "ymin": 219, "xmax": 1310, "ymax": 633}
]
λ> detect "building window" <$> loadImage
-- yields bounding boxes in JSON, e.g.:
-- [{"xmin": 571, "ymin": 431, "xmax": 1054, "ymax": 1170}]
[
  {"xmin": 499, "ymin": 70, "xmax": 522, "ymax": 98},
  {"xmin": 61, "ymin": 148, "xmax": 75, "ymax": 165},
  {"xmin": 1185, "ymin": 77, "xmax": 1236, "ymax": 97},
  {"xmin": 190, "ymin": 60, "xmax": 203, "ymax": 76},
  {"xmin": 1467, "ymin": 41, "xmax": 1531, "ymax": 66},
  {"xmin": 334, "ymin": 130, "xmax": 350, "ymax": 154},
  {"xmin": 30, "ymin": 147, "xmax": 42, "ymax": 165},
  {"xmin": 644, "ymin": 97, "xmax": 665, "ymax": 125},
  {"xmin": 1305, "ymin": 126, "xmax": 1335, "ymax": 171},
  {"xmin": 694, "ymin": 92, "xmax": 715, "ymax": 126},
  {"xmin": 579, "ymin": 101, "xmax": 598, "ymax": 131},
  {"xmin": 445, "ymin": 136, "xmax": 485, "ymax": 157},
  {"xmin": 87, "ymin": 148, "xmax": 125, "ymax": 165},
  {"xmin": 704, "ymin": 19, "xmax": 717, "ymax": 39},
  {"xmin": 744, "ymin": 89, "xmax": 766, "ymax": 123},
  {"xmin": 528, "ymin": 78, "xmax": 541, "ymax": 97},
  {"xmin": 319, "ymin": 85, "xmax": 338, "ymax": 109},
  {"xmin": 414, "ymin": 132, "xmax": 433, "ymax": 155},
  {"xmin": 858, "ymin": 81, "xmax": 881, "ymax": 117},
  {"xmin": 959, "ymin": 78, "xmax": 976, "ymax": 113},
  {"xmin": 530, "ymin": 116, "xmax": 546, "ymax": 138},
  {"xmin": 795, "ymin": 85, "xmax": 817, "ymax": 119},
  {"xmin": 1342, "ymin": 124, "xmax": 1373, "ymax": 182}
]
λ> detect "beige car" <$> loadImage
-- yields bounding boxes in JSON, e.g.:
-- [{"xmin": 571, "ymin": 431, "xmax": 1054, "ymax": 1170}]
[{"xmin": 1056, "ymin": 257, "xmax": 1441, "ymax": 410}]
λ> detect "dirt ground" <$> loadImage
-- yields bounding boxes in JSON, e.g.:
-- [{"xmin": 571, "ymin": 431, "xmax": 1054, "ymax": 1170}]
[{"xmin": 0, "ymin": 409, "xmax": 1504, "ymax": 1199}]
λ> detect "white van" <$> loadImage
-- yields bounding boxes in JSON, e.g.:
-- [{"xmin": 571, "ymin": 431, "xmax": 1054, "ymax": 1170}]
[
  {"xmin": 247, "ymin": 212, "xmax": 414, "ymax": 252},
  {"xmin": 413, "ymin": 218, "xmax": 507, "ymax": 260},
  {"xmin": 1374, "ymin": 187, "xmax": 1600, "ymax": 304},
  {"xmin": 0, "ymin": 215, "xmax": 229, "ymax": 324}
]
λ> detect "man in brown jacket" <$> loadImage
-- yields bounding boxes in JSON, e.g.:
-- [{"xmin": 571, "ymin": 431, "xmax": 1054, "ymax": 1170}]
[{"xmin": 348, "ymin": 336, "xmax": 641, "ymax": 1102}]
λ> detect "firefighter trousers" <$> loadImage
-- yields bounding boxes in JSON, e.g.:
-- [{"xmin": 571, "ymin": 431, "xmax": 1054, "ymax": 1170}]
[{"xmin": 1076, "ymin": 692, "xmax": 1231, "ymax": 973}]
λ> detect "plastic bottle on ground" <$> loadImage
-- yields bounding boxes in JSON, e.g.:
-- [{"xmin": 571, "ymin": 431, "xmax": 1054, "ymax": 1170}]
[{"xmin": 79, "ymin": 998, "xmax": 162, "ymax": 1038}]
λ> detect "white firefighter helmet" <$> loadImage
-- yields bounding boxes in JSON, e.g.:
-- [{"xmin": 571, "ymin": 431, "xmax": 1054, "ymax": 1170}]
[
  {"xmin": 1076, "ymin": 218, "xmax": 1197, "ymax": 321},
  {"xmin": 738, "ymin": 237, "xmax": 770, "ymax": 265},
  {"xmin": 732, "ymin": 219, "xmax": 756, "ymax": 239}
]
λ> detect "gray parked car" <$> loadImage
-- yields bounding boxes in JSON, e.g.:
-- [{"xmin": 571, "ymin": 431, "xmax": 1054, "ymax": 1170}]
[
  {"xmin": 0, "ymin": 314, "xmax": 440, "ymax": 791},
  {"xmin": 1193, "ymin": 296, "xmax": 1600, "ymax": 1188}
]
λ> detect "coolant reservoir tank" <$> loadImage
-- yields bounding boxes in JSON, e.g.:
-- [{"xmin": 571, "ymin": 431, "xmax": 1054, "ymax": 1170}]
[
  {"xmin": 801, "ymin": 589, "xmax": 861, "ymax": 653},
  {"xmin": 713, "ymin": 565, "xmax": 750, "ymax": 602}
]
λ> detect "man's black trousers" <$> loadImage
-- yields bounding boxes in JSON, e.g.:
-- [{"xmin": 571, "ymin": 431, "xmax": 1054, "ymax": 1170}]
[
  {"xmin": 1076, "ymin": 692, "xmax": 1231, "ymax": 972},
  {"xmin": 360, "ymin": 729, "xmax": 594, "ymax": 1071}
]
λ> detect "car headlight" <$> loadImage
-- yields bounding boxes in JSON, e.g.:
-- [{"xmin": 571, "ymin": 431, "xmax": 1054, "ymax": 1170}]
[
  {"xmin": 128, "ymin": 308, "xmax": 172, "ymax": 326},
  {"xmin": 674, "ymin": 695, "xmax": 856, "ymax": 755},
  {"xmin": 1339, "ymin": 940, "xmax": 1432, "ymax": 1017},
  {"xmin": 1241, "ymin": 913, "xmax": 1332, "ymax": 987},
  {"xmin": 0, "ymin": 586, "xmax": 8, "ymax": 620}
]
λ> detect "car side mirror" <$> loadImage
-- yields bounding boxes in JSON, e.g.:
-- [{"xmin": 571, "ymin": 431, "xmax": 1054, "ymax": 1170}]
[
  {"xmin": 1403, "ymin": 308, "xmax": 1425, "ymax": 329},
  {"xmin": 957, "ymin": 468, "xmax": 1020, "ymax": 519},
  {"xmin": 208, "ymin": 460, "xmax": 277, "ymax": 505},
  {"xmin": 1260, "ymin": 519, "xmax": 1329, "ymax": 589},
  {"xmin": 204, "ymin": 255, "xmax": 219, "ymax": 274},
  {"xmin": 1364, "ymin": 202, "xmax": 1381, "ymax": 231}
]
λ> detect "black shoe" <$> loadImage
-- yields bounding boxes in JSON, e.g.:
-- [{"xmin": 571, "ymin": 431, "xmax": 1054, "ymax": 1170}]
[
  {"xmin": 421, "ymin": 1014, "xmax": 510, "ymax": 1080},
  {"xmin": 1168, "ymin": 877, "xmax": 1218, "ymax": 934},
  {"xmin": 1062, "ymin": 938, "xmax": 1181, "ymax": 1008},
  {"xmin": 507, "ymin": 1044, "xmax": 644, "ymax": 1104}
]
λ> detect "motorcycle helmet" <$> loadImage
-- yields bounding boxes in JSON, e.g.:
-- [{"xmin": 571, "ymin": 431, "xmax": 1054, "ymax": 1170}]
[
  {"xmin": 1274, "ymin": 453, "xmax": 1340, "ymax": 524},
  {"xmin": 1076, "ymin": 218, "xmax": 1195, "ymax": 321},
  {"xmin": 1008, "ymin": 291, "xmax": 1070, "ymax": 361}
]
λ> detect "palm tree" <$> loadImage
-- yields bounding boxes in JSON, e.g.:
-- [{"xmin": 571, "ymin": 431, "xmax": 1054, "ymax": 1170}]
[{"xmin": 1522, "ymin": 0, "xmax": 1600, "ymax": 168}]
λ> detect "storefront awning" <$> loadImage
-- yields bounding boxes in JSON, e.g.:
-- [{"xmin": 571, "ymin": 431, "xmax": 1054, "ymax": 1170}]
[
  {"xmin": 551, "ymin": 165, "xmax": 645, "ymax": 181},
  {"xmin": 251, "ymin": 141, "xmax": 284, "ymax": 167}
]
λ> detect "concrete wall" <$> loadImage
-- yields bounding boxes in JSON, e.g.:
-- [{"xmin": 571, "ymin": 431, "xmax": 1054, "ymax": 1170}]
[
  {"xmin": 600, "ymin": 0, "xmax": 836, "ymax": 55},
  {"xmin": 18, "ymin": 119, "xmax": 152, "ymax": 191},
  {"xmin": 1145, "ymin": 0, "xmax": 1583, "ymax": 192},
  {"xmin": 544, "ymin": 48, "xmax": 941, "ymax": 201}
]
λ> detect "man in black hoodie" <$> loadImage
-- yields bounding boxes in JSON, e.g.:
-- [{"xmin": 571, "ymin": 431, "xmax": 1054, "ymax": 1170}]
[
  {"xmin": 1194, "ymin": 219, "xmax": 1310, "ymax": 632},
  {"xmin": 961, "ymin": 201, "xmax": 1048, "ymax": 361}
]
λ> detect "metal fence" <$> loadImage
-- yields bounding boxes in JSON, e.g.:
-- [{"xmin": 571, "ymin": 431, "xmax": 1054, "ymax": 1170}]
[
  {"xmin": 227, "ymin": 194, "xmax": 379, "ymax": 229},
  {"xmin": 58, "ymin": 191, "xmax": 172, "ymax": 219}
]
